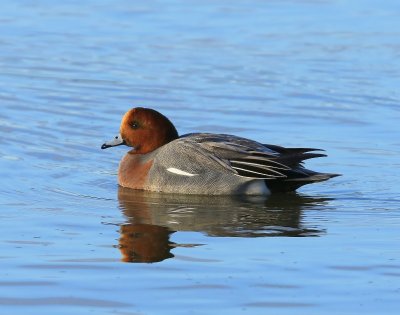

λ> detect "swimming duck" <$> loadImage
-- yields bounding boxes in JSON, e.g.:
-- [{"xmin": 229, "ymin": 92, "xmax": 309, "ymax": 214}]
[{"xmin": 102, "ymin": 107, "xmax": 338, "ymax": 195}]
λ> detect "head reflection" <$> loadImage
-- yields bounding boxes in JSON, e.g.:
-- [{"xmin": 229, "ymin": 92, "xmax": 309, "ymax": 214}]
[
  {"xmin": 119, "ymin": 223, "xmax": 175, "ymax": 263},
  {"xmin": 117, "ymin": 187, "xmax": 331, "ymax": 263}
]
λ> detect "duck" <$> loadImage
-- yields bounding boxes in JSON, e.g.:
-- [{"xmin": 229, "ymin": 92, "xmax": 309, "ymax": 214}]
[{"xmin": 101, "ymin": 107, "xmax": 339, "ymax": 195}]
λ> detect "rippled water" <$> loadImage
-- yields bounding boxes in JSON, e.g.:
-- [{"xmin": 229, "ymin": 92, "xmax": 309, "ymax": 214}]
[{"xmin": 1, "ymin": 0, "xmax": 400, "ymax": 314}]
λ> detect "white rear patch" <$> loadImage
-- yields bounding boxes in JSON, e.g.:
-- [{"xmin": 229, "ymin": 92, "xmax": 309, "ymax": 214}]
[
  {"xmin": 167, "ymin": 167, "xmax": 198, "ymax": 177},
  {"xmin": 244, "ymin": 180, "xmax": 270, "ymax": 195}
]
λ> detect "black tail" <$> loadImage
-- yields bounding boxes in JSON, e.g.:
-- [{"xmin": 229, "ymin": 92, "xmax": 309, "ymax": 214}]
[{"xmin": 266, "ymin": 171, "xmax": 340, "ymax": 193}]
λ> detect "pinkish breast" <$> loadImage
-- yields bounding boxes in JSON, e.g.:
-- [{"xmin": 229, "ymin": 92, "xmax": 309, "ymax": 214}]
[{"xmin": 118, "ymin": 153, "xmax": 153, "ymax": 190}]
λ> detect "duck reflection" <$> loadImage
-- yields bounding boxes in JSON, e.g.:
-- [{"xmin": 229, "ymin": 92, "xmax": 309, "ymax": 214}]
[{"xmin": 117, "ymin": 187, "xmax": 331, "ymax": 263}]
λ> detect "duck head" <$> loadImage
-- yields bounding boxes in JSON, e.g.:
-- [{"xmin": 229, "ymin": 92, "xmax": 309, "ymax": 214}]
[{"xmin": 101, "ymin": 107, "xmax": 179, "ymax": 154}]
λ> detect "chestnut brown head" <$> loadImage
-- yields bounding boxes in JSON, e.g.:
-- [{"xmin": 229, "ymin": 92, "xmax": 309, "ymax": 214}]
[{"xmin": 102, "ymin": 107, "xmax": 179, "ymax": 154}]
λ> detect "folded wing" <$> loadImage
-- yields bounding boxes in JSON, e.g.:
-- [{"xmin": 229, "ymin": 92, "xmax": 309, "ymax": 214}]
[{"xmin": 179, "ymin": 133, "xmax": 339, "ymax": 191}]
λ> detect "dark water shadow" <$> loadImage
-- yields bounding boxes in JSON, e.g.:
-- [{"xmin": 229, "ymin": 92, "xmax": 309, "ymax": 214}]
[{"xmin": 117, "ymin": 187, "xmax": 332, "ymax": 263}]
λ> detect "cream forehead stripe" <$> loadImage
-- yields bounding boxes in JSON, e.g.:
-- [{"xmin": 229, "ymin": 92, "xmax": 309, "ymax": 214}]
[{"xmin": 166, "ymin": 168, "xmax": 198, "ymax": 177}]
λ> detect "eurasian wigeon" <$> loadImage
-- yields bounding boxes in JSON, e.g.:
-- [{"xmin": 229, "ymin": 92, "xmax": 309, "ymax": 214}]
[{"xmin": 102, "ymin": 107, "xmax": 339, "ymax": 195}]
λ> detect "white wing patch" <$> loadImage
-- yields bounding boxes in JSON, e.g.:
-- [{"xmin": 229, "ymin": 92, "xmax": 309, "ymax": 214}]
[{"xmin": 167, "ymin": 167, "xmax": 198, "ymax": 177}]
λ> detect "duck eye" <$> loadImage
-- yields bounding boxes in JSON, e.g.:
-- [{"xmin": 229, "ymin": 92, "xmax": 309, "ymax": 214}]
[{"xmin": 131, "ymin": 121, "xmax": 139, "ymax": 129}]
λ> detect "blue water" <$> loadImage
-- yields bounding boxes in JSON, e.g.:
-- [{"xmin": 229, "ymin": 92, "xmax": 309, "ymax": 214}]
[{"xmin": 1, "ymin": 0, "xmax": 400, "ymax": 314}]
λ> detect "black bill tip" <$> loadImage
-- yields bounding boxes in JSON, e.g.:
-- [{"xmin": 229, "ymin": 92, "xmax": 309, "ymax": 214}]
[{"xmin": 101, "ymin": 143, "xmax": 110, "ymax": 149}]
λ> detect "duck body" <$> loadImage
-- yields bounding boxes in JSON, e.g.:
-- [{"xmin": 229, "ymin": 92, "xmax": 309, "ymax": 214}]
[{"xmin": 102, "ymin": 108, "xmax": 338, "ymax": 195}]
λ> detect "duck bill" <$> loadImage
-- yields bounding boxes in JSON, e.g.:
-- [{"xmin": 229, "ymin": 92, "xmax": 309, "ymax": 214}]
[{"xmin": 101, "ymin": 134, "xmax": 126, "ymax": 149}]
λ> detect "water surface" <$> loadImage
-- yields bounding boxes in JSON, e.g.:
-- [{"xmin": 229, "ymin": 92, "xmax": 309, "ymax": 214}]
[{"xmin": 1, "ymin": 0, "xmax": 400, "ymax": 314}]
